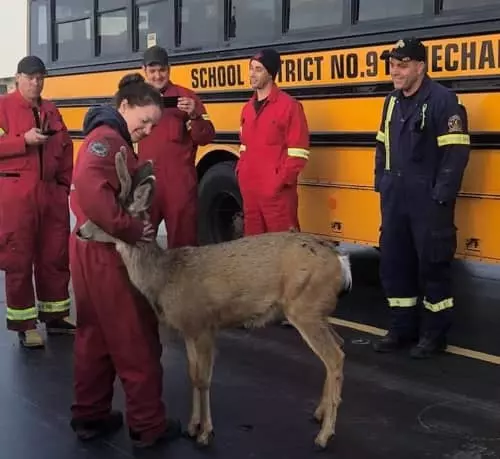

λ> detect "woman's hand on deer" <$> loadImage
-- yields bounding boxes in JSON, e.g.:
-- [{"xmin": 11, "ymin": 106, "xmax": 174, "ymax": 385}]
[{"xmin": 140, "ymin": 221, "xmax": 155, "ymax": 242}]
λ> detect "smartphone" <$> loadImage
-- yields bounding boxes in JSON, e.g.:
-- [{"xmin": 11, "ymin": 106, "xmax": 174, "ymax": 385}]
[
  {"xmin": 162, "ymin": 96, "xmax": 179, "ymax": 109},
  {"xmin": 41, "ymin": 129, "xmax": 58, "ymax": 136}
]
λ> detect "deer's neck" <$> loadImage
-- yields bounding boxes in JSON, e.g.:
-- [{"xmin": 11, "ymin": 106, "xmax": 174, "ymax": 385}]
[{"xmin": 115, "ymin": 240, "xmax": 165, "ymax": 306}]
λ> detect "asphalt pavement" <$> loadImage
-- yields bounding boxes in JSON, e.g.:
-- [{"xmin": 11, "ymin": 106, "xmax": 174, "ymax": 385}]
[{"xmin": 0, "ymin": 246, "xmax": 499, "ymax": 459}]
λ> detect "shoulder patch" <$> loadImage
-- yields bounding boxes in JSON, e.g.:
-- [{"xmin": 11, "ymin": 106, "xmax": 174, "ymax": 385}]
[
  {"xmin": 88, "ymin": 141, "xmax": 109, "ymax": 157},
  {"xmin": 447, "ymin": 114, "xmax": 463, "ymax": 133}
]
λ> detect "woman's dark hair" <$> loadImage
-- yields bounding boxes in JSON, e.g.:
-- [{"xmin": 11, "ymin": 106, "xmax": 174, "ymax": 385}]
[{"xmin": 113, "ymin": 72, "xmax": 162, "ymax": 108}]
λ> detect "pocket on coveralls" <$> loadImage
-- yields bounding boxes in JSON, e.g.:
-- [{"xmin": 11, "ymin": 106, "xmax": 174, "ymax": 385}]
[{"xmin": 429, "ymin": 227, "xmax": 457, "ymax": 263}]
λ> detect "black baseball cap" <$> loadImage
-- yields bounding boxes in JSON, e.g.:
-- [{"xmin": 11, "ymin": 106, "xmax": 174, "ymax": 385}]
[
  {"xmin": 143, "ymin": 45, "xmax": 169, "ymax": 67},
  {"xmin": 381, "ymin": 37, "xmax": 427, "ymax": 62},
  {"xmin": 17, "ymin": 55, "xmax": 47, "ymax": 75}
]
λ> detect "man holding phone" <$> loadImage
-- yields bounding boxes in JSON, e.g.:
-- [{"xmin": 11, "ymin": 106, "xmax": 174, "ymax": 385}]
[
  {"xmin": 138, "ymin": 45, "xmax": 215, "ymax": 248},
  {"xmin": 0, "ymin": 55, "xmax": 74, "ymax": 348}
]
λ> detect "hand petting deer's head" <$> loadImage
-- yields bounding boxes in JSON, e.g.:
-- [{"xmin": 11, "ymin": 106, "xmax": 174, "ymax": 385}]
[
  {"xmin": 114, "ymin": 146, "xmax": 156, "ymax": 217},
  {"xmin": 77, "ymin": 146, "xmax": 156, "ymax": 243}
]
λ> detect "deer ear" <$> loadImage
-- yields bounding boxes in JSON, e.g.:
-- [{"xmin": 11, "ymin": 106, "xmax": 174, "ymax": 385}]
[
  {"xmin": 130, "ymin": 178, "xmax": 155, "ymax": 213},
  {"xmin": 115, "ymin": 147, "xmax": 131, "ymax": 201}
]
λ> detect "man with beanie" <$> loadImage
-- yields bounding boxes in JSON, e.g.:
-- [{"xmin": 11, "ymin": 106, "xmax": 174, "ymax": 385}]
[
  {"xmin": 138, "ymin": 45, "xmax": 215, "ymax": 248},
  {"xmin": 237, "ymin": 48, "xmax": 310, "ymax": 235},
  {"xmin": 0, "ymin": 55, "xmax": 74, "ymax": 348}
]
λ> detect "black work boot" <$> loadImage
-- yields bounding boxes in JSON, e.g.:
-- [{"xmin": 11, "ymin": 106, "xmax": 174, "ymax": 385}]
[
  {"xmin": 130, "ymin": 418, "xmax": 182, "ymax": 449},
  {"xmin": 70, "ymin": 410, "xmax": 123, "ymax": 441},
  {"xmin": 373, "ymin": 332, "xmax": 416, "ymax": 352},
  {"xmin": 410, "ymin": 334, "xmax": 447, "ymax": 359},
  {"xmin": 410, "ymin": 308, "xmax": 451, "ymax": 359},
  {"xmin": 373, "ymin": 307, "xmax": 418, "ymax": 353}
]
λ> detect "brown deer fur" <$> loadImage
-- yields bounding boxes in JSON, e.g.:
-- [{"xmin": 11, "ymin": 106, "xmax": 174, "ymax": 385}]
[{"xmin": 77, "ymin": 149, "xmax": 352, "ymax": 450}]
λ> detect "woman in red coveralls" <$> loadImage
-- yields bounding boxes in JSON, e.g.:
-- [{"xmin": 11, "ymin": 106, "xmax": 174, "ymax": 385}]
[{"xmin": 68, "ymin": 73, "xmax": 181, "ymax": 448}]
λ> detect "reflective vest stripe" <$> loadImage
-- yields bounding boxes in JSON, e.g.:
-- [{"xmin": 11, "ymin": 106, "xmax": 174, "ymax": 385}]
[
  {"xmin": 6, "ymin": 306, "xmax": 38, "ymax": 322},
  {"xmin": 287, "ymin": 147, "xmax": 309, "ymax": 159},
  {"xmin": 376, "ymin": 131, "xmax": 386, "ymax": 143},
  {"xmin": 38, "ymin": 298, "xmax": 71, "ymax": 313},
  {"xmin": 437, "ymin": 133, "xmax": 470, "ymax": 147},
  {"xmin": 384, "ymin": 96, "xmax": 397, "ymax": 170}
]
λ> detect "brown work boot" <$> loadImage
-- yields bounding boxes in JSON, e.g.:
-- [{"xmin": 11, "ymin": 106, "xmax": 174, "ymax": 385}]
[
  {"xmin": 46, "ymin": 317, "xmax": 76, "ymax": 335},
  {"xmin": 18, "ymin": 329, "xmax": 45, "ymax": 349},
  {"xmin": 71, "ymin": 410, "xmax": 124, "ymax": 441},
  {"xmin": 130, "ymin": 418, "xmax": 182, "ymax": 449}
]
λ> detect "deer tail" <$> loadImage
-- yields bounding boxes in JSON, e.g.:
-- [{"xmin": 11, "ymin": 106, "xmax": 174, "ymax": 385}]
[{"xmin": 338, "ymin": 252, "xmax": 352, "ymax": 294}]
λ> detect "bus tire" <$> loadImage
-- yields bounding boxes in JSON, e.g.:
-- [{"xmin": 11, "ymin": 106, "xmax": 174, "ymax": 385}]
[{"xmin": 198, "ymin": 160, "xmax": 244, "ymax": 245}]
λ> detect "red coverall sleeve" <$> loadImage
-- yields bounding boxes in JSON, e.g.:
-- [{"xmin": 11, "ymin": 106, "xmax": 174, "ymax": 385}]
[
  {"xmin": 0, "ymin": 98, "xmax": 26, "ymax": 158},
  {"xmin": 187, "ymin": 93, "xmax": 216, "ymax": 146},
  {"xmin": 279, "ymin": 100, "xmax": 310, "ymax": 187},
  {"xmin": 54, "ymin": 109, "xmax": 74, "ymax": 192},
  {"xmin": 73, "ymin": 139, "xmax": 145, "ymax": 244}
]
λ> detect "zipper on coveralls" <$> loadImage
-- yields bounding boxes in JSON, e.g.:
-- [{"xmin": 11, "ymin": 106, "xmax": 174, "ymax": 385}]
[{"xmin": 32, "ymin": 107, "xmax": 43, "ymax": 180}]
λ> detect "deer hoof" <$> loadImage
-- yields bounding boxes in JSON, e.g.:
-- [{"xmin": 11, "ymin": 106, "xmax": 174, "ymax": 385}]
[
  {"xmin": 313, "ymin": 433, "xmax": 332, "ymax": 452},
  {"xmin": 184, "ymin": 423, "xmax": 200, "ymax": 439},
  {"xmin": 196, "ymin": 431, "xmax": 215, "ymax": 448},
  {"xmin": 311, "ymin": 408, "xmax": 324, "ymax": 424}
]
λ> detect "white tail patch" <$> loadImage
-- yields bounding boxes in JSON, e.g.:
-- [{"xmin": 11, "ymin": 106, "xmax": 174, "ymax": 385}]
[{"xmin": 338, "ymin": 253, "xmax": 352, "ymax": 292}]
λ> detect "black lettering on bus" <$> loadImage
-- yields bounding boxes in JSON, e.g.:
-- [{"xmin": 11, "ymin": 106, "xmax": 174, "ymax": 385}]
[
  {"xmin": 366, "ymin": 51, "xmax": 378, "ymax": 77},
  {"xmin": 461, "ymin": 42, "xmax": 476, "ymax": 71},
  {"xmin": 208, "ymin": 67, "xmax": 217, "ymax": 87},
  {"xmin": 331, "ymin": 55, "xmax": 344, "ymax": 80},
  {"xmin": 444, "ymin": 43, "xmax": 459, "ymax": 72},
  {"xmin": 217, "ymin": 67, "xmax": 226, "ymax": 86},
  {"xmin": 478, "ymin": 40, "xmax": 495, "ymax": 69},
  {"xmin": 314, "ymin": 56, "xmax": 323, "ymax": 80},
  {"xmin": 191, "ymin": 68, "xmax": 199, "ymax": 89},
  {"xmin": 431, "ymin": 45, "xmax": 443, "ymax": 72},
  {"xmin": 284, "ymin": 59, "xmax": 296, "ymax": 82},
  {"xmin": 346, "ymin": 53, "xmax": 358, "ymax": 78}
]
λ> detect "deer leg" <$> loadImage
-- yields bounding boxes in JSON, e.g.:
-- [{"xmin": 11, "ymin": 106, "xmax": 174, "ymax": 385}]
[
  {"xmin": 287, "ymin": 316, "xmax": 345, "ymax": 450},
  {"xmin": 185, "ymin": 337, "xmax": 201, "ymax": 438},
  {"xmin": 313, "ymin": 328, "xmax": 344, "ymax": 423},
  {"xmin": 313, "ymin": 374, "xmax": 330, "ymax": 423},
  {"xmin": 192, "ymin": 331, "xmax": 216, "ymax": 447}
]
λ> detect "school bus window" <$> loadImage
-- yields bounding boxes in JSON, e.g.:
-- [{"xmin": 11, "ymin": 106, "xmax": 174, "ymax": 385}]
[
  {"xmin": 55, "ymin": 0, "xmax": 92, "ymax": 21},
  {"xmin": 227, "ymin": 0, "xmax": 276, "ymax": 43},
  {"xmin": 357, "ymin": 0, "xmax": 424, "ymax": 21},
  {"xmin": 288, "ymin": 0, "xmax": 343, "ymax": 31},
  {"xmin": 136, "ymin": 0, "xmax": 172, "ymax": 50},
  {"xmin": 30, "ymin": 0, "xmax": 49, "ymax": 62},
  {"xmin": 97, "ymin": 9, "xmax": 128, "ymax": 56},
  {"xmin": 441, "ymin": 0, "xmax": 500, "ymax": 10},
  {"xmin": 99, "ymin": 0, "xmax": 127, "ymax": 10},
  {"xmin": 179, "ymin": 0, "xmax": 219, "ymax": 50},
  {"xmin": 55, "ymin": 19, "xmax": 92, "ymax": 61}
]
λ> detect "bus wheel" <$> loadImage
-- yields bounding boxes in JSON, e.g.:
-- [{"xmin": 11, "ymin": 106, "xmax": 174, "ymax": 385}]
[{"xmin": 198, "ymin": 160, "xmax": 243, "ymax": 245}]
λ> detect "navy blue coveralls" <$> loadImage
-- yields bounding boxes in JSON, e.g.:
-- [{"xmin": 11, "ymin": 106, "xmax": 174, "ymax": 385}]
[{"xmin": 374, "ymin": 75, "xmax": 470, "ymax": 346}]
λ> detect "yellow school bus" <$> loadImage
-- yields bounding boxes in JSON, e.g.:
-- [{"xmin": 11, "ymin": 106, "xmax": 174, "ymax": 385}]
[{"xmin": 32, "ymin": 0, "xmax": 500, "ymax": 264}]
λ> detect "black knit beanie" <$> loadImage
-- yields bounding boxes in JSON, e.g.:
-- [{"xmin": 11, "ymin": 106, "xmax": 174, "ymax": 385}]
[{"xmin": 251, "ymin": 48, "xmax": 281, "ymax": 79}]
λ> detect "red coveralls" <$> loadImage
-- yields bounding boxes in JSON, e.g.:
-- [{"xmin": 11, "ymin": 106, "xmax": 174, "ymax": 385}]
[
  {"xmin": 69, "ymin": 109, "xmax": 166, "ymax": 441},
  {"xmin": 138, "ymin": 82, "xmax": 215, "ymax": 247},
  {"xmin": 237, "ymin": 84, "xmax": 310, "ymax": 235},
  {"xmin": 0, "ymin": 89, "xmax": 73, "ymax": 331}
]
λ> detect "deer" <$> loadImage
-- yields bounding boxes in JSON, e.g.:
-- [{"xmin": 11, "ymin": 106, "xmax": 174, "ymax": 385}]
[{"xmin": 76, "ymin": 147, "xmax": 353, "ymax": 451}]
